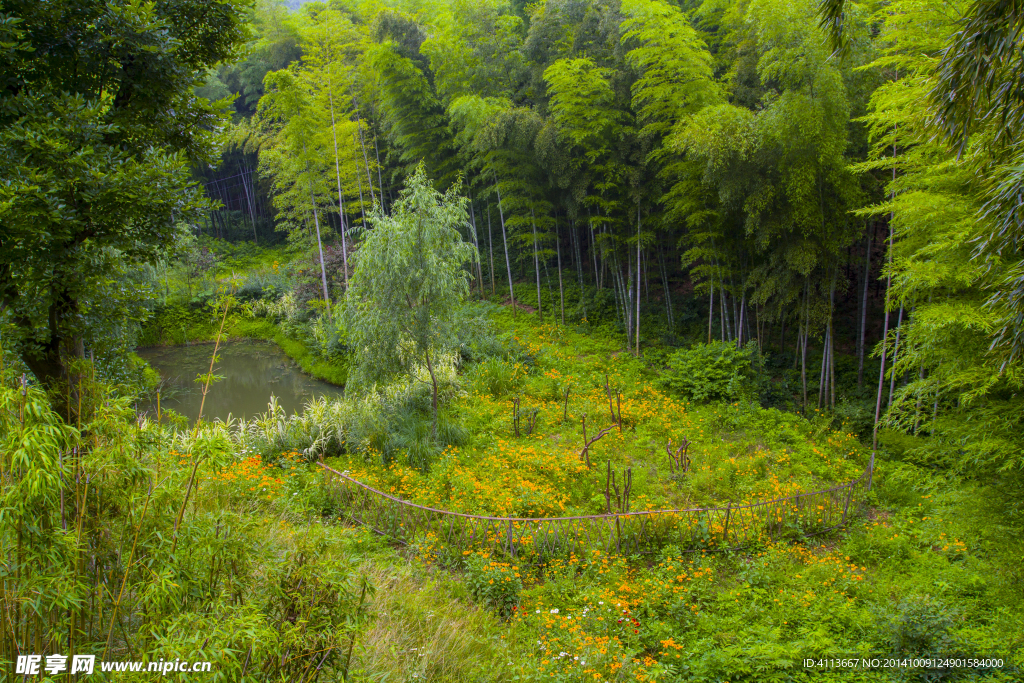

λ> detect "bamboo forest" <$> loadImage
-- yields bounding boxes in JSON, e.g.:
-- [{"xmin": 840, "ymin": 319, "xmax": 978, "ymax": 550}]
[{"xmin": 3, "ymin": 0, "xmax": 1024, "ymax": 680}]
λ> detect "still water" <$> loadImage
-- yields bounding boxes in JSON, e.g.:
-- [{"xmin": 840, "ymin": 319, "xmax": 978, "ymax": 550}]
[{"xmin": 137, "ymin": 340, "xmax": 344, "ymax": 422}]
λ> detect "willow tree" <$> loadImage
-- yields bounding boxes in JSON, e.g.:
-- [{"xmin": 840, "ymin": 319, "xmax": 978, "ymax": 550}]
[{"xmin": 346, "ymin": 164, "xmax": 476, "ymax": 436}]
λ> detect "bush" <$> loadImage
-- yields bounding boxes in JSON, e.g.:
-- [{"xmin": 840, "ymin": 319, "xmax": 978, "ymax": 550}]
[
  {"xmin": 236, "ymin": 268, "xmax": 290, "ymax": 302},
  {"xmin": 884, "ymin": 596, "xmax": 963, "ymax": 681},
  {"xmin": 833, "ymin": 397, "xmax": 876, "ymax": 438},
  {"xmin": 138, "ymin": 302, "xmax": 219, "ymax": 345},
  {"xmin": 464, "ymin": 555, "xmax": 522, "ymax": 619},
  {"xmin": 658, "ymin": 341, "xmax": 765, "ymax": 403}
]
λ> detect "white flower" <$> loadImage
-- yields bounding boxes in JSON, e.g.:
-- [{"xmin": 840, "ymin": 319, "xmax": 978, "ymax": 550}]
[
  {"xmin": 535, "ymin": 609, "xmax": 540, "ymax": 614},
  {"xmin": 550, "ymin": 608, "xmax": 559, "ymax": 614}
]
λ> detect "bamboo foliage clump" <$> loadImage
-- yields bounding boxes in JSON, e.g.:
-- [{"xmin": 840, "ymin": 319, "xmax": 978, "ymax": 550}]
[{"xmin": 0, "ymin": 371, "xmax": 375, "ymax": 678}]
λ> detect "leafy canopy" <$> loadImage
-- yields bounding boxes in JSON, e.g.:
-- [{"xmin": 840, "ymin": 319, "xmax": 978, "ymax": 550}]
[{"xmin": 0, "ymin": 0, "xmax": 248, "ymax": 399}]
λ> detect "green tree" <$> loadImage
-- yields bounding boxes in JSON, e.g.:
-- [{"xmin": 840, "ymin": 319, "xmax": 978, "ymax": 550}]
[
  {"xmin": 369, "ymin": 10, "xmax": 460, "ymax": 187},
  {"xmin": 819, "ymin": 0, "xmax": 1024, "ymax": 365},
  {"xmin": 346, "ymin": 164, "xmax": 476, "ymax": 436},
  {"xmin": 670, "ymin": 0, "xmax": 867, "ymax": 408},
  {"xmin": 254, "ymin": 4, "xmax": 367, "ymax": 300},
  {"xmin": 0, "ymin": 0, "xmax": 247, "ymax": 411},
  {"xmin": 854, "ymin": 0, "xmax": 1024, "ymax": 472}
]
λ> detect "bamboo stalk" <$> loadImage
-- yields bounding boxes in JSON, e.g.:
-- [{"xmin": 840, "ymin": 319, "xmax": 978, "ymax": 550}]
[
  {"xmin": 173, "ymin": 296, "xmax": 231, "ymax": 548},
  {"xmin": 103, "ymin": 478, "xmax": 153, "ymax": 659}
]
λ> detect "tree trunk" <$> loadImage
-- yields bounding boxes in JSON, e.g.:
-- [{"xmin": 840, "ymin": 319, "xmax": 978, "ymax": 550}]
[
  {"xmin": 20, "ymin": 297, "xmax": 75, "ymax": 416},
  {"xmin": 468, "ymin": 194, "xmax": 484, "ymax": 297},
  {"xmin": 721, "ymin": 284, "xmax": 730, "ymax": 341},
  {"xmin": 327, "ymin": 74, "xmax": 350, "ymax": 289},
  {"xmin": 730, "ymin": 274, "xmax": 739, "ymax": 343},
  {"xmin": 857, "ymin": 226, "xmax": 873, "ymax": 386},
  {"xmin": 487, "ymin": 202, "xmax": 495, "ymax": 295},
  {"xmin": 708, "ymin": 274, "xmax": 714, "ymax": 344},
  {"xmin": 801, "ymin": 279, "xmax": 810, "ymax": 412},
  {"xmin": 354, "ymin": 156, "xmax": 365, "ymax": 222},
  {"xmin": 644, "ymin": 245, "xmax": 650, "ymax": 303},
  {"xmin": 737, "ymin": 290, "xmax": 746, "ymax": 348},
  {"xmin": 888, "ymin": 304, "xmax": 905, "ymax": 407},
  {"xmin": 373, "ymin": 128, "xmax": 386, "ymax": 207},
  {"xmin": 240, "ymin": 164, "xmax": 258, "ymax": 243},
  {"xmin": 572, "ymin": 219, "xmax": 584, "ymax": 290},
  {"xmin": 625, "ymin": 264, "xmax": 634, "ymax": 352},
  {"xmin": 612, "ymin": 263, "xmax": 624, "ymax": 327},
  {"xmin": 424, "ymin": 350, "xmax": 439, "ymax": 439},
  {"xmin": 350, "ymin": 92, "xmax": 377, "ymax": 206},
  {"xmin": 818, "ymin": 326, "xmax": 829, "ymax": 409},
  {"xmin": 872, "ymin": 230, "xmax": 895, "ymax": 483},
  {"xmin": 531, "ymin": 208, "xmax": 543, "ymax": 322},
  {"xmin": 829, "ymin": 270, "xmax": 837, "ymax": 410},
  {"xmin": 659, "ymin": 243, "xmax": 674, "ymax": 329},
  {"xmin": 635, "ymin": 205, "xmax": 641, "ymax": 355},
  {"xmin": 308, "ymin": 185, "xmax": 332, "ymax": 319},
  {"xmin": 830, "ymin": 318, "xmax": 836, "ymax": 410},
  {"xmin": 494, "ymin": 181, "xmax": 516, "ymax": 318},
  {"xmin": 555, "ymin": 220, "xmax": 565, "ymax": 325}
]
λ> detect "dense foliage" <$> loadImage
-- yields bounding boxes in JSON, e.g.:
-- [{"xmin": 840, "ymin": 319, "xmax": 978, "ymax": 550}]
[
  {"xmin": 0, "ymin": 0, "xmax": 247, "ymax": 402},
  {"xmin": 172, "ymin": 0, "xmax": 1022, "ymax": 479},
  {"xmin": 3, "ymin": 0, "xmax": 1024, "ymax": 680}
]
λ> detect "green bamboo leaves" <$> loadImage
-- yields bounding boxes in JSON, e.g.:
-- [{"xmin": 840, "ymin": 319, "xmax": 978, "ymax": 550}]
[{"xmin": 621, "ymin": 0, "xmax": 723, "ymax": 139}]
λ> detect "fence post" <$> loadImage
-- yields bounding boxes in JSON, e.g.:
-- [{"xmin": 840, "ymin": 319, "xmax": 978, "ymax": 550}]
[
  {"xmin": 723, "ymin": 501, "xmax": 732, "ymax": 543},
  {"xmin": 841, "ymin": 480, "xmax": 854, "ymax": 524},
  {"xmin": 507, "ymin": 519, "xmax": 515, "ymax": 558}
]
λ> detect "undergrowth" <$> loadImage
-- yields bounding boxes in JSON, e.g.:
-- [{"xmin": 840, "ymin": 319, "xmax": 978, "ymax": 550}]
[{"xmin": 80, "ymin": 249, "xmax": 1024, "ymax": 680}]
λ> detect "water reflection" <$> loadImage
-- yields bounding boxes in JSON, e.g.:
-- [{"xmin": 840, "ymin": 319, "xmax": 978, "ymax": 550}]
[{"xmin": 137, "ymin": 340, "xmax": 344, "ymax": 422}]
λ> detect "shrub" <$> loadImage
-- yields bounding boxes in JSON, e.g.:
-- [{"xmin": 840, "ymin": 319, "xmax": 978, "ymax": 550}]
[
  {"xmin": 658, "ymin": 340, "xmax": 765, "ymax": 403},
  {"xmin": 139, "ymin": 302, "xmax": 219, "ymax": 345},
  {"xmin": 236, "ymin": 268, "xmax": 290, "ymax": 302},
  {"xmin": 833, "ymin": 397, "xmax": 876, "ymax": 439},
  {"xmin": 884, "ymin": 596, "xmax": 963, "ymax": 681},
  {"xmin": 464, "ymin": 555, "xmax": 522, "ymax": 619}
]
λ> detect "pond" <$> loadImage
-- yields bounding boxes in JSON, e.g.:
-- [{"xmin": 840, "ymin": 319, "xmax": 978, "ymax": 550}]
[{"xmin": 137, "ymin": 340, "xmax": 344, "ymax": 422}]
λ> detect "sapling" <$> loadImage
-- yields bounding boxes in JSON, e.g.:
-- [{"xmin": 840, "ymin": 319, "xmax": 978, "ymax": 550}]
[
  {"xmin": 666, "ymin": 437, "xmax": 691, "ymax": 474},
  {"xmin": 605, "ymin": 462, "xmax": 632, "ymax": 513},
  {"xmin": 173, "ymin": 292, "xmax": 233, "ymax": 550},
  {"xmin": 579, "ymin": 414, "xmax": 613, "ymax": 469}
]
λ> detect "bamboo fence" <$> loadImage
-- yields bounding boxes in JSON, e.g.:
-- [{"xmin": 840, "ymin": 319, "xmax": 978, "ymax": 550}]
[{"xmin": 318, "ymin": 463, "xmax": 869, "ymax": 562}]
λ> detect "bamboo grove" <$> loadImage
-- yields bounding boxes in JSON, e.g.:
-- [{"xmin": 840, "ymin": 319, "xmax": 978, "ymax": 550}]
[
  {"xmin": 202, "ymin": 0, "xmax": 1024, "ymax": 476},
  {"xmin": 3, "ymin": 0, "xmax": 1024, "ymax": 676}
]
